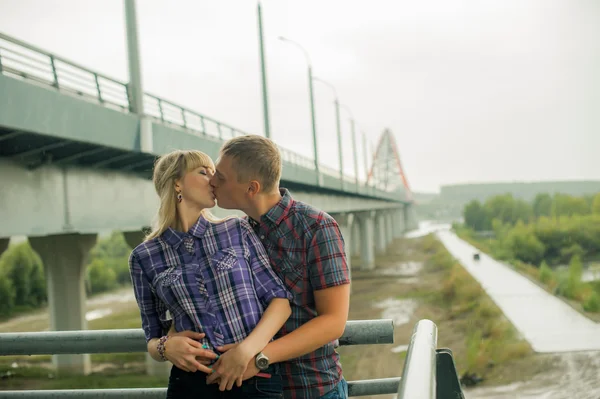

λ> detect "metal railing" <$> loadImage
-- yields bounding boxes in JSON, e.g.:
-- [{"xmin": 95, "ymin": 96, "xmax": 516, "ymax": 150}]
[
  {"xmin": 0, "ymin": 32, "xmax": 374, "ymax": 190},
  {"xmin": 0, "ymin": 319, "xmax": 463, "ymax": 398}
]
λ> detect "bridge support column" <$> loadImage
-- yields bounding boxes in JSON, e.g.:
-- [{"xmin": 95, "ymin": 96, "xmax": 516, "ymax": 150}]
[
  {"xmin": 357, "ymin": 212, "xmax": 375, "ymax": 270},
  {"xmin": 403, "ymin": 205, "xmax": 409, "ymax": 233},
  {"xmin": 124, "ymin": 230, "xmax": 172, "ymax": 378},
  {"xmin": 0, "ymin": 238, "xmax": 8, "ymax": 257},
  {"xmin": 385, "ymin": 211, "xmax": 394, "ymax": 247},
  {"xmin": 351, "ymin": 221, "xmax": 360, "ymax": 258},
  {"xmin": 394, "ymin": 209, "xmax": 405, "ymax": 238},
  {"xmin": 29, "ymin": 233, "xmax": 97, "ymax": 375},
  {"xmin": 375, "ymin": 212, "xmax": 387, "ymax": 255}
]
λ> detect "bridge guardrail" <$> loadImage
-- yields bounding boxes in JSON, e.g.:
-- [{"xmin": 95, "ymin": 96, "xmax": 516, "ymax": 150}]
[
  {"xmin": 0, "ymin": 319, "xmax": 463, "ymax": 398},
  {"xmin": 0, "ymin": 32, "xmax": 376, "ymax": 190}
]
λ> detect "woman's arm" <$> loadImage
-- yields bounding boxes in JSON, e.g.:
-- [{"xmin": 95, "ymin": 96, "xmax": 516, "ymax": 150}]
[
  {"xmin": 211, "ymin": 222, "xmax": 292, "ymax": 391},
  {"xmin": 129, "ymin": 252, "xmax": 216, "ymax": 372}
]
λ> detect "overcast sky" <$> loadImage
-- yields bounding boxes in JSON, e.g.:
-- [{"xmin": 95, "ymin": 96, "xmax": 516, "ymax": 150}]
[{"xmin": 1, "ymin": 0, "xmax": 598, "ymax": 192}]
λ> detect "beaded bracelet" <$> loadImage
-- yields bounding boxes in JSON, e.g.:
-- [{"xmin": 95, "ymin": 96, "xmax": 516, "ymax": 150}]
[{"xmin": 157, "ymin": 335, "xmax": 170, "ymax": 361}]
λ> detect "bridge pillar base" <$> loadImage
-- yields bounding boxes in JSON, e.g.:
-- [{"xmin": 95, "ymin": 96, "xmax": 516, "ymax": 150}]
[
  {"xmin": 358, "ymin": 212, "xmax": 375, "ymax": 270},
  {"xmin": 375, "ymin": 213, "xmax": 387, "ymax": 255},
  {"xmin": 385, "ymin": 211, "xmax": 394, "ymax": 247},
  {"xmin": 351, "ymin": 222, "xmax": 360, "ymax": 258},
  {"xmin": 29, "ymin": 233, "xmax": 97, "ymax": 375}
]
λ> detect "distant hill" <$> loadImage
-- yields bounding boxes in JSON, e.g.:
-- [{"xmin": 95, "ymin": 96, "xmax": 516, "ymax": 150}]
[
  {"xmin": 414, "ymin": 180, "xmax": 600, "ymax": 222},
  {"xmin": 439, "ymin": 181, "xmax": 600, "ymax": 203}
]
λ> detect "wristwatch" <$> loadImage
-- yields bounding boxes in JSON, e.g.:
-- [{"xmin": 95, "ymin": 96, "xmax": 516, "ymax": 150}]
[{"xmin": 255, "ymin": 352, "xmax": 269, "ymax": 371}]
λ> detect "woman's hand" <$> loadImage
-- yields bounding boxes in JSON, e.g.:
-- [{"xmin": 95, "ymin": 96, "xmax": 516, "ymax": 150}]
[
  {"xmin": 164, "ymin": 331, "xmax": 218, "ymax": 373},
  {"xmin": 210, "ymin": 342, "xmax": 256, "ymax": 391}
]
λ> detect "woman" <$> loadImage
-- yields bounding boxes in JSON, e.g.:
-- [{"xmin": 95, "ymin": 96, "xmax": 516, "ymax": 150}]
[{"xmin": 129, "ymin": 149, "xmax": 291, "ymax": 398}]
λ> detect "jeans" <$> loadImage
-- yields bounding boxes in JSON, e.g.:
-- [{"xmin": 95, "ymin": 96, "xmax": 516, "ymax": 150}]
[
  {"xmin": 166, "ymin": 364, "xmax": 283, "ymax": 399},
  {"xmin": 319, "ymin": 378, "xmax": 348, "ymax": 399}
]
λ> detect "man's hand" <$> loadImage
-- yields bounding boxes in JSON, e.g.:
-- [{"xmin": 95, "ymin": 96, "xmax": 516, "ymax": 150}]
[
  {"xmin": 164, "ymin": 331, "xmax": 217, "ymax": 373},
  {"xmin": 209, "ymin": 343, "xmax": 255, "ymax": 391},
  {"xmin": 206, "ymin": 343, "xmax": 260, "ymax": 386}
]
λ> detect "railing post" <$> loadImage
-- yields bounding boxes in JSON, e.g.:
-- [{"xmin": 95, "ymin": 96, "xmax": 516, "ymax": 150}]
[
  {"xmin": 217, "ymin": 123, "xmax": 223, "ymax": 139},
  {"xmin": 49, "ymin": 55, "xmax": 59, "ymax": 88},
  {"xmin": 94, "ymin": 73, "xmax": 103, "ymax": 103},
  {"xmin": 158, "ymin": 99, "xmax": 164, "ymax": 121},
  {"xmin": 397, "ymin": 319, "xmax": 438, "ymax": 399},
  {"xmin": 0, "ymin": 50, "xmax": 3, "ymax": 73},
  {"xmin": 200, "ymin": 116, "xmax": 207, "ymax": 135},
  {"xmin": 230, "ymin": 127, "xmax": 235, "ymax": 138},
  {"xmin": 181, "ymin": 108, "xmax": 187, "ymax": 128}
]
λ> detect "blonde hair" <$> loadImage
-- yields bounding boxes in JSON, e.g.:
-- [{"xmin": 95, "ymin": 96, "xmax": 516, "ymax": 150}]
[
  {"xmin": 220, "ymin": 135, "xmax": 281, "ymax": 193},
  {"xmin": 146, "ymin": 149, "xmax": 221, "ymax": 241}
]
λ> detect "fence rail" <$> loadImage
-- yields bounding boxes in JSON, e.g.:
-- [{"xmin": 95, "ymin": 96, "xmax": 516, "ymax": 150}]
[
  {"xmin": 0, "ymin": 319, "xmax": 463, "ymax": 398},
  {"xmin": 0, "ymin": 31, "xmax": 378, "ymax": 191}
]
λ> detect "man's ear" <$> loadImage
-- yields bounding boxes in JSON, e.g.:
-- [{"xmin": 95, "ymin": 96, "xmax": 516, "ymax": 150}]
[{"xmin": 247, "ymin": 180, "xmax": 261, "ymax": 198}]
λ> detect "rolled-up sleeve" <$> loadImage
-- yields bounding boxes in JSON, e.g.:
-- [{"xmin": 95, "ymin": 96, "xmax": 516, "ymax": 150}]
[
  {"xmin": 307, "ymin": 220, "xmax": 350, "ymax": 290},
  {"xmin": 242, "ymin": 224, "xmax": 292, "ymax": 308},
  {"xmin": 129, "ymin": 252, "xmax": 169, "ymax": 342}
]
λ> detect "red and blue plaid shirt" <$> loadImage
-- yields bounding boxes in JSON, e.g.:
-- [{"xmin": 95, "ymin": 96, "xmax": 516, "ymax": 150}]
[
  {"xmin": 129, "ymin": 216, "xmax": 291, "ymax": 351},
  {"xmin": 248, "ymin": 189, "xmax": 350, "ymax": 399}
]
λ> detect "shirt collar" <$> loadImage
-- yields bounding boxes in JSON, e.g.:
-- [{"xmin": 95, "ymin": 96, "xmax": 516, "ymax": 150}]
[
  {"xmin": 259, "ymin": 188, "xmax": 293, "ymax": 227},
  {"xmin": 161, "ymin": 215, "xmax": 208, "ymax": 248}
]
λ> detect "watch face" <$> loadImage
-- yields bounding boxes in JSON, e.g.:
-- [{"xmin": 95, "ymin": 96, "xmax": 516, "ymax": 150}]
[{"xmin": 257, "ymin": 357, "xmax": 269, "ymax": 369}]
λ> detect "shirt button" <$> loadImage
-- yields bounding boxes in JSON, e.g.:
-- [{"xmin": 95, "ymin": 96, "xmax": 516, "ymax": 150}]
[{"xmin": 260, "ymin": 235, "xmax": 265, "ymax": 239}]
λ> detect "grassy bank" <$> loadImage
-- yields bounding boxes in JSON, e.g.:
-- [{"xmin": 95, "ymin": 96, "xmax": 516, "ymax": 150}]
[
  {"xmin": 455, "ymin": 227, "xmax": 600, "ymax": 322},
  {"xmin": 416, "ymin": 235, "xmax": 532, "ymax": 378}
]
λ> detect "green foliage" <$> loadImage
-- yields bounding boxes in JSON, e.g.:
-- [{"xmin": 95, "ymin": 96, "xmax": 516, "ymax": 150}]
[
  {"xmin": 0, "ymin": 232, "xmax": 134, "ymax": 319},
  {"xmin": 593, "ymin": 193, "xmax": 600, "ymax": 215},
  {"xmin": 503, "ymin": 222, "xmax": 545, "ymax": 265},
  {"xmin": 0, "ymin": 269, "xmax": 16, "ymax": 317},
  {"xmin": 0, "ymin": 242, "xmax": 47, "ymax": 314},
  {"xmin": 533, "ymin": 193, "xmax": 553, "ymax": 218},
  {"xmin": 86, "ymin": 259, "xmax": 118, "ymax": 295},
  {"xmin": 539, "ymin": 261, "xmax": 553, "ymax": 284},
  {"xmin": 463, "ymin": 200, "xmax": 490, "ymax": 231},
  {"xmin": 583, "ymin": 292, "xmax": 600, "ymax": 312}
]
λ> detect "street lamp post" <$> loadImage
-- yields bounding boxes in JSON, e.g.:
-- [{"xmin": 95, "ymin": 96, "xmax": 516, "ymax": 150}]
[
  {"xmin": 340, "ymin": 104, "xmax": 359, "ymax": 191},
  {"xmin": 278, "ymin": 36, "xmax": 319, "ymax": 184},
  {"xmin": 257, "ymin": 2, "xmax": 271, "ymax": 139},
  {"xmin": 313, "ymin": 77, "xmax": 343, "ymax": 189}
]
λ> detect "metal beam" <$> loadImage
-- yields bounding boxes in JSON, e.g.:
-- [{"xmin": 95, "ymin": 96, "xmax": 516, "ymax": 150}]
[
  {"xmin": 11, "ymin": 141, "xmax": 70, "ymax": 158},
  {"xmin": 0, "ymin": 378, "xmax": 401, "ymax": 398},
  {"xmin": 0, "ymin": 319, "xmax": 393, "ymax": 356},
  {"xmin": 90, "ymin": 152, "xmax": 137, "ymax": 168},
  {"xmin": 0, "ymin": 130, "xmax": 24, "ymax": 143}
]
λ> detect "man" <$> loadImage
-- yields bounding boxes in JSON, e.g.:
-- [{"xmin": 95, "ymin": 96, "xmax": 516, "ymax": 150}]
[{"xmin": 208, "ymin": 134, "xmax": 351, "ymax": 399}]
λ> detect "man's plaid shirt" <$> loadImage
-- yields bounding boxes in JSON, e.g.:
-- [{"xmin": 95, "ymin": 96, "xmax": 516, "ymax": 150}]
[{"xmin": 248, "ymin": 189, "xmax": 350, "ymax": 399}]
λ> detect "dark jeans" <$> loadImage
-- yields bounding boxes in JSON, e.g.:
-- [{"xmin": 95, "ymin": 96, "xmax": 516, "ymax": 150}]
[
  {"xmin": 166, "ymin": 364, "xmax": 283, "ymax": 399},
  {"xmin": 319, "ymin": 378, "xmax": 348, "ymax": 399}
]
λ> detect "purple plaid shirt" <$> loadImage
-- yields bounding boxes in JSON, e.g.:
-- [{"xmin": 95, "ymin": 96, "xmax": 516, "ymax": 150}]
[{"xmin": 129, "ymin": 216, "xmax": 291, "ymax": 350}]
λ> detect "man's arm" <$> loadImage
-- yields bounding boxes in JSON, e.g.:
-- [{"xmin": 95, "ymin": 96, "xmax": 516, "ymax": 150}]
[
  {"xmin": 264, "ymin": 218, "xmax": 350, "ymax": 363},
  {"xmin": 262, "ymin": 283, "xmax": 349, "ymax": 364}
]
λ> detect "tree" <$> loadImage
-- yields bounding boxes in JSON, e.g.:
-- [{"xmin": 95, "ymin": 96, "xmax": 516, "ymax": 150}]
[
  {"xmin": 0, "ymin": 271, "xmax": 16, "ymax": 317},
  {"xmin": 504, "ymin": 221, "xmax": 545, "ymax": 265},
  {"xmin": 86, "ymin": 259, "xmax": 117, "ymax": 295},
  {"xmin": 592, "ymin": 193, "xmax": 600, "ymax": 215},
  {"xmin": 552, "ymin": 194, "xmax": 590, "ymax": 217},
  {"xmin": 533, "ymin": 193, "xmax": 553, "ymax": 218},
  {"xmin": 463, "ymin": 200, "xmax": 490, "ymax": 231},
  {"xmin": 0, "ymin": 243, "xmax": 46, "ymax": 308}
]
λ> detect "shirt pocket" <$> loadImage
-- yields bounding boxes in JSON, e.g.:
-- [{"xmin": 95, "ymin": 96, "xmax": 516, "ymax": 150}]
[
  {"xmin": 209, "ymin": 248, "xmax": 239, "ymax": 272},
  {"xmin": 276, "ymin": 238, "xmax": 306, "ymax": 275}
]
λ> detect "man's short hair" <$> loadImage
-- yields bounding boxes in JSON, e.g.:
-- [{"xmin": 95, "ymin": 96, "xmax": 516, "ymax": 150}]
[{"xmin": 220, "ymin": 135, "xmax": 282, "ymax": 193}]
